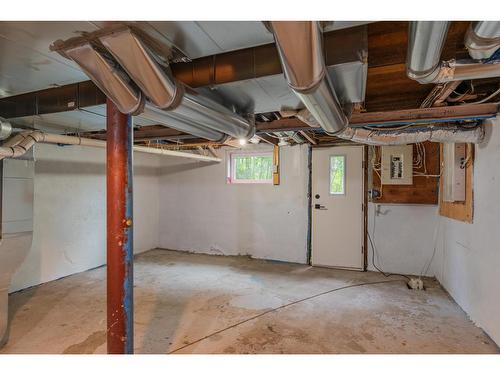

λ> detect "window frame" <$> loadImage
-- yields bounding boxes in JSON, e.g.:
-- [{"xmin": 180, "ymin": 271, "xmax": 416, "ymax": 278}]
[
  {"xmin": 228, "ymin": 151, "xmax": 274, "ymax": 184},
  {"xmin": 329, "ymin": 154, "xmax": 346, "ymax": 195}
]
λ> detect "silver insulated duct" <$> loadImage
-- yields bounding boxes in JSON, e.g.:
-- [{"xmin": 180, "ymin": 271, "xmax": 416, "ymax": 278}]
[
  {"xmin": 407, "ymin": 21, "xmax": 500, "ymax": 84},
  {"xmin": 295, "ymin": 108, "xmax": 485, "ymax": 145},
  {"xmin": 465, "ymin": 21, "xmax": 500, "ymax": 60},
  {"xmin": 269, "ymin": 21, "xmax": 348, "ymax": 134},
  {"xmin": 51, "ymin": 28, "xmax": 254, "ymax": 142},
  {"xmin": 406, "ymin": 21, "xmax": 450, "ymax": 84}
]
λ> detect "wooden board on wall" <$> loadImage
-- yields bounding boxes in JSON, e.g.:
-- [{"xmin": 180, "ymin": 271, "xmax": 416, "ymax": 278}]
[
  {"xmin": 439, "ymin": 144, "xmax": 474, "ymax": 223},
  {"xmin": 372, "ymin": 141, "xmax": 440, "ymax": 204}
]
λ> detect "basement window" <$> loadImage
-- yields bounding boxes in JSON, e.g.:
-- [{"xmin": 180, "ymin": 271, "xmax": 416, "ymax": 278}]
[
  {"xmin": 228, "ymin": 152, "xmax": 273, "ymax": 184},
  {"xmin": 330, "ymin": 155, "xmax": 346, "ymax": 195}
]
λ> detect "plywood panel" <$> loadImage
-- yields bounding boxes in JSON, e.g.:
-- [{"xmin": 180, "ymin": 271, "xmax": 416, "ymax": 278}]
[
  {"xmin": 372, "ymin": 141, "xmax": 440, "ymax": 204},
  {"xmin": 439, "ymin": 144, "xmax": 474, "ymax": 223}
]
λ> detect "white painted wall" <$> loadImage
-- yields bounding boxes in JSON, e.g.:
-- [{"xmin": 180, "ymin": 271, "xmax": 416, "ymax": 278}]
[
  {"xmin": 367, "ymin": 203, "xmax": 439, "ymax": 276},
  {"xmin": 431, "ymin": 117, "xmax": 500, "ymax": 345},
  {"xmin": 366, "ymin": 117, "xmax": 500, "ymax": 346},
  {"xmin": 10, "ymin": 144, "xmax": 161, "ymax": 292},
  {"xmin": 158, "ymin": 144, "xmax": 309, "ymax": 264}
]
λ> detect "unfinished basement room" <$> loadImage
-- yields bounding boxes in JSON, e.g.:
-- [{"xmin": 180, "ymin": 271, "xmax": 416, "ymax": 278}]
[{"xmin": 1, "ymin": 2, "xmax": 500, "ymax": 370}]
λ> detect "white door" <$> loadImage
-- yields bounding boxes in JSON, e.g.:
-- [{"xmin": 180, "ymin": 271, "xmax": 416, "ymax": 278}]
[{"xmin": 311, "ymin": 146, "xmax": 364, "ymax": 270}]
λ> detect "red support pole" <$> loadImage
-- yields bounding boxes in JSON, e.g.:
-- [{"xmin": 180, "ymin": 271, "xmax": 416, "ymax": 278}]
[{"xmin": 106, "ymin": 98, "xmax": 134, "ymax": 354}]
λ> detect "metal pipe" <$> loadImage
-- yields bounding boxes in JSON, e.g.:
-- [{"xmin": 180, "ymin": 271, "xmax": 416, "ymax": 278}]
[
  {"xmin": 269, "ymin": 21, "xmax": 348, "ymax": 134},
  {"xmin": 141, "ymin": 104, "xmax": 227, "ymax": 142},
  {"xmin": 429, "ymin": 58, "xmax": 500, "ymax": 83},
  {"xmin": 55, "ymin": 32, "xmax": 253, "ymax": 141},
  {"xmin": 0, "ymin": 130, "xmax": 221, "ymax": 162},
  {"xmin": 100, "ymin": 30, "xmax": 183, "ymax": 110},
  {"xmin": 407, "ymin": 21, "xmax": 500, "ymax": 84},
  {"xmin": 106, "ymin": 99, "xmax": 133, "ymax": 354},
  {"xmin": 406, "ymin": 21, "xmax": 450, "ymax": 83},
  {"xmin": 64, "ymin": 44, "xmax": 144, "ymax": 115},
  {"xmin": 465, "ymin": 21, "xmax": 500, "ymax": 60},
  {"xmin": 99, "ymin": 29, "xmax": 254, "ymax": 140}
]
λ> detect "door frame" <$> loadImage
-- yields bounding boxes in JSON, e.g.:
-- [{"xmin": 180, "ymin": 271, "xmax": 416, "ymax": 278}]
[{"xmin": 306, "ymin": 144, "xmax": 368, "ymax": 271}]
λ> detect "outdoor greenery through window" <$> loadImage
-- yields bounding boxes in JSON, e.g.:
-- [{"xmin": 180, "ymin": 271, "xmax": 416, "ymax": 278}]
[
  {"xmin": 230, "ymin": 152, "xmax": 273, "ymax": 183},
  {"xmin": 330, "ymin": 155, "xmax": 345, "ymax": 194}
]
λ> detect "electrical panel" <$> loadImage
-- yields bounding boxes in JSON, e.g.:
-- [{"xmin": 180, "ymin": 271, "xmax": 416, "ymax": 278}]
[
  {"xmin": 381, "ymin": 145, "xmax": 413, "ymax": 185},
  {"xmin": 442, "ymin": 143, "xmax": 466, "ymax": 202}
]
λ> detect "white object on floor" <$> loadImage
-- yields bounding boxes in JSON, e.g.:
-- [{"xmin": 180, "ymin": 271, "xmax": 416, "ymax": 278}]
[{"xmin": 408, "ymin": 278, "xmax": 424, "ymax": 290}]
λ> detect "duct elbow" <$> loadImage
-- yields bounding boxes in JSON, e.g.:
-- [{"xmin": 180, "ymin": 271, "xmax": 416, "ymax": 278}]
[
  {"xmin": 269, "ymin": 21, "xmax": 348, "ymax": 134},
  {"xmin": 407, "ymin": 64, "xmax": 443, "ymax": 84},
  {"xmin": 406, "ymin": 21, "xmax": 450, "ymax": 84},
  {"xmin": 465, "ymin": 21, "xmax": 500, "ymax": 60}
]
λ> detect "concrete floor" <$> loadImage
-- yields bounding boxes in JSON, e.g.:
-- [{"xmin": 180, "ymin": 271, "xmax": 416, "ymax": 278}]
[{"xmin": 1, "ymin": 249, "xmax": 498, "ymax": 354}]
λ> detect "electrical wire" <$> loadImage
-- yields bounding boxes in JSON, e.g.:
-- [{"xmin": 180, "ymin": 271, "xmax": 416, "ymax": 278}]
[
  {"xmin": 368, "ymin": 230, "xmax": 410, "ymax": 281},
  {"xmin": 460, "ymin": 144, "xmax": 473, "ymax": 169},
  {"xmin": 420, "ymin": 217, "xmax": 442, "ymax": 278},
  {"xmin": 362, "ymin": 124, "xmax": 413, "ymax": 131},
  {"xmin": 462, "ymin": 86, "xmax": 500, "ymax": 105},
  {"xmin": 368, "ymin": 204, "xmax": 411, "ymax": 281},
  {"xmin": 167, "ymin": 278, "xmax": 406, "ymax": 354}
]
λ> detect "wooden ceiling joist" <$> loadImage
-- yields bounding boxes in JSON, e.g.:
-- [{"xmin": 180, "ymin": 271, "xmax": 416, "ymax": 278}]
[{"xmin": 0, "ymin": 21, "xmax": 498, "ymax": 149}]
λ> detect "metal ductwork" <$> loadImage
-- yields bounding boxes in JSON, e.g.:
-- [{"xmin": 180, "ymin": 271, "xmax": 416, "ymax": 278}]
[
  {"xmin": 407, "ymin": 21, "xmax": 500, "ymax": 84},
  {"xmin": 51, "ymin": 28, "xmax": 254, "ymax": 142},
  {"xmin": 268, "ymin": 21, "xmax": 349, "ymax": 134},
  {"xmin": 407, "ymin": 21, "xmax": 450, "ymax": 83},
  {"xmin": 99, "ymin": 30, "xmax": 183, "ymax": 110},
  {"xmin": 64, "ymin": 44, "xmax": 145, "ymax": 115},
  {"xmin": 465, "ymin": 21, "xmax": 500, "ymax": 60}
]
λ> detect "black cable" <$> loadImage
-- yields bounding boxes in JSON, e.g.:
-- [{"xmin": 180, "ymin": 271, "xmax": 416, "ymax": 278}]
[
  {"xmin": 368, "ymin": 230, "xmax": 410, "ymax": 281},
  {"xmin": 168, "ymin": 278, "xmax": 405, "ymax": 354}
]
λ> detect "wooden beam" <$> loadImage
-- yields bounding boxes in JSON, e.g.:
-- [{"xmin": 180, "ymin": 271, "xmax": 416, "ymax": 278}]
[
  {"xmin": 207, "ymin": 146, "xmax": 218, "ymax": 158},
  {"xmin": 256, "ymin": 134, "xmax": 278, "ymax": 145},
  {"xmin": 273, "ymin": 145, "xmax": 280, "ymax": 185},
  {"xmin": 349, "ymin": 103, "xmax": 499, "ymax": 126},
  {"xmin": 439, "ymin": 143, "xmax": 474, "ymax": 223},
  {"xmin": 299, "ymin": 131, "xmax": 317, "ymax": 145},
  {"xmin": 2, "ymin": 22, "xmax": 497, "ymax": 121},
  {"xmin": 256, "ymin": 103, "xmax": 499, "ymax": 132},
  {"xmin": 73, "ymin": 103, "xmax": 498, "ymax": 146}
]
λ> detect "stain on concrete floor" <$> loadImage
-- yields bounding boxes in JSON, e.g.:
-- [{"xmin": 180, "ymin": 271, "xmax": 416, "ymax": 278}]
[
  {"xmin": 1, "ymin": 249, "xmax": 498, "ymax": 354},
  {"xmin": 63, "ymin": 330, "xmax": 106, "ymax": 354}
]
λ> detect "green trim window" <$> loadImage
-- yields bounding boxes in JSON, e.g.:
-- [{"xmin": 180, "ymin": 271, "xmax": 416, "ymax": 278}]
[
  {"xmin": 229, "ymin": 152, "xmax": 273, "ymax": 184},
  {"xmin": 329, "ymin": 155, "xmax": 346, "ymax": 195}
]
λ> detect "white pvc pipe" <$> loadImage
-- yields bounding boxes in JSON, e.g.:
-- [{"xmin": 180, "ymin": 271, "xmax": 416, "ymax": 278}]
[{"xmin": 0, "ymin": 131, "xmax": 221, "ymax": 162}]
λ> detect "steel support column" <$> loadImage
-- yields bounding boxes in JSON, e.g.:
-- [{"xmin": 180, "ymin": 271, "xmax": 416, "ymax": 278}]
[{"xmin": 106, "ymin": 98, "xmax": 134, "ymax": 354}]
